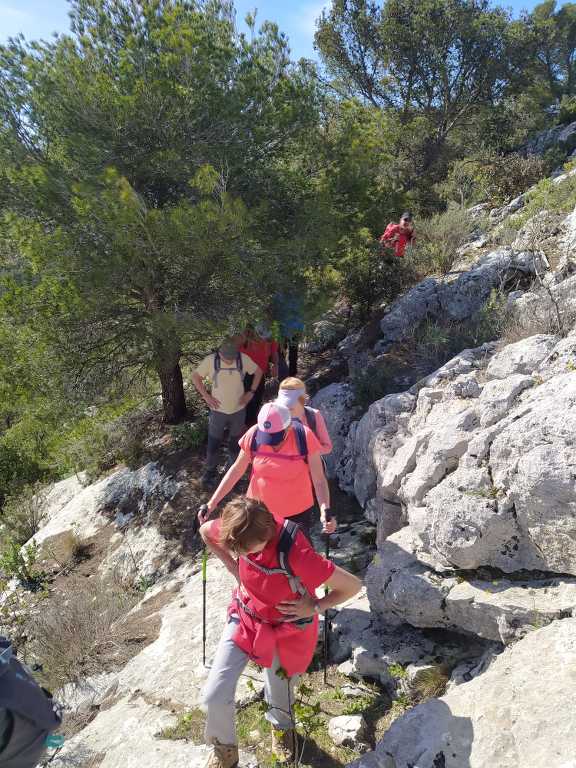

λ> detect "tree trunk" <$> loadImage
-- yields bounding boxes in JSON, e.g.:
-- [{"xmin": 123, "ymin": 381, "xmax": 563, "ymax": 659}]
[{"xmin": 157, "ymin": 359, "xmax": 187, "ymax": 423}]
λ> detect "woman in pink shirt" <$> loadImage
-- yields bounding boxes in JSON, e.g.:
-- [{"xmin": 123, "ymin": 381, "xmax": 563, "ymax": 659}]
[
  {"xmin": 199, "ymin": 402, "xmax": 336, "ymax": 540},
  {"xmin": 276, "ymin": 377, "xmax": 333, "ymax": 455}
]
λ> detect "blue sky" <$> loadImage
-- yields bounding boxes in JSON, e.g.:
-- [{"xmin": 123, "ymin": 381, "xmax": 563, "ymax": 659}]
[{"xmin": 0, "ymin": 1, "xmax": 550, "ymax": 60}]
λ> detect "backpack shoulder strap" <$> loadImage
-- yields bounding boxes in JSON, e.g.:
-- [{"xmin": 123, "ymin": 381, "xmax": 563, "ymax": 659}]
[
  {"xmin": 214, "ymin": 351, "xmax": 221, "ymax": 372},
  {"xmin": 277, "ymin": 520, "xmax": 307, "ymax": 595},
  {"xmin": 304, "ymin": 406, "xmax": 317, "ymax": 436},
  {"xmin": 277, "ymin": 520, "xmax": 299, "ymax": 580},
  {"xmin": 292, "ymin": 419, "xmax": 308, "ymax": 458},
  {"xmin": 237, "ymin": 352, "xmax": 243, "ymax": 373},
  {"xmin": 250, "ymin": 428, "xmax": 259, "ymax": 456}
]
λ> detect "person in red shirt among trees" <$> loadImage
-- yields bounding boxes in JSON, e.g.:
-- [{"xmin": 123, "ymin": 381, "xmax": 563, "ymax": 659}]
[
  {"xmin": 199, "ymin": 497, "xmax": 361, "ymax": 768},
  {"xmin": 379, "ymin": 211, "xmax": 415, "ymax": 258},
  {"xmin": 240, "ymin": 323, "xmax": 279, "ymax": 428}
]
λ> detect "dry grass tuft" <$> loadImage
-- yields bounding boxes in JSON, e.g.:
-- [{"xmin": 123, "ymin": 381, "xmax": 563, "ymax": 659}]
[{"xmin": 31, "ymin": 577, "xmax": 139, "ymax": 692}]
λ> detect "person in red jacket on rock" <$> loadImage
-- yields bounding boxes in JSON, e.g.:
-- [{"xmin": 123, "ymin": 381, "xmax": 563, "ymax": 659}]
[
  {"xmin": 199, "ymin": 497, "xmax": 361, "ymax": 768},
  {"xmin": 379, "ymin": 211, "xmax": 415, "ymax": 258}
]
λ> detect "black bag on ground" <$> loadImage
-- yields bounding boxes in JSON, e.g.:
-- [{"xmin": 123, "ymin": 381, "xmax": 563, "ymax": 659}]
[{"xmin": 0, "ymin": 637, "xmax": 62, "ymax": 768}]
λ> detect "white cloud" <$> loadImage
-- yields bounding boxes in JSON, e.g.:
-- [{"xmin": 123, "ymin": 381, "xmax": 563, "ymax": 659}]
[
  {"xmin": 0, "ymin": 2, "xmax": 33, "ymax": 39},
  {"xmin": 0, "ymin": 3, "xmax": 31, "ymax": 23}
]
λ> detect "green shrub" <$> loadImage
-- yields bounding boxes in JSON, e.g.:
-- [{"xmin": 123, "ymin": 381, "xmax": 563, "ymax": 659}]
[
  {"xmin": 559, "ymin": 95, "xmax": 576, "ymax": 126},
  {"xmin": 157, "ymin": 709, "xmax": 205, "ymax": 742},
  {"xmin": 337, "ymin": 229, "xmax": 418, "ymax": 322},
  {"xmin": 1, "ymin": 482, "xmax": 50, "ymax": 546},
  {"xmin": 171, "ymin": 416, "xmax": 208, "ymax": 451},
  {"xmin": 475, "ymin": 152, "xmax": 546, "ymax": 206},
  {"xmin": 0, "ymin": 540, "xmax": 46, "ymax": 587},
  {"xmin": 411, "ymin": 204, "xmax": 478, "ymax": 276},
  {"xmin": 411, "ymin": 291, "xmax": 507, "ymax": 378},
  {"xmin": 53, "ymin": 405, "xmax": 152, "ymax": 481},
  {"xmin": 514, "ymin": 162, "xmax": 576, "ymax": 228},
  {"xmin": 436, "ymin": 159, "xmax": 484, "ymax": 207},
  {"xmin": 352, "ymin": 358, "xmax": 408, "ymax": 409},
  {"xmin": 388, "ymin": 663, "xmax": 408, "ymax": 680},
  {"xmin": 0, "ymin": 442, "xmax": 45, "ymax": 506}
]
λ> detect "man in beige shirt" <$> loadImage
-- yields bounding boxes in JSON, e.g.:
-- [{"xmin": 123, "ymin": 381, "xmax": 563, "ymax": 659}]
[{"xmin": 192, "ymin": 337, "xmax": 263, "ymax": 486}]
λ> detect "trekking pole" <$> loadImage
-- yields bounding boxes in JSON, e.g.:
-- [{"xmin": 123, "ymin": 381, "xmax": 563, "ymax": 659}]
[
  {"xmin": 202, "ymin": 545, "xmax": 208, "ymax": 666},
  {"xmin": 198, "ymin": 504, "xmax": 209, "ymax": 667},
  {"xmin": 323, "ymin": 511, "xmax": 333, "ymax": 685}
]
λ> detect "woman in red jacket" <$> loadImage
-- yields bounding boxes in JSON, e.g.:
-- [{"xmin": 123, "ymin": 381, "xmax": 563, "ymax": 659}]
[
  {"xmin": 200, "ymin": 497, "xmax": 361, "ymax": 768},
  {"xmin": 379, "ymin": 211, "xmax": 415, "ymax": 258}
]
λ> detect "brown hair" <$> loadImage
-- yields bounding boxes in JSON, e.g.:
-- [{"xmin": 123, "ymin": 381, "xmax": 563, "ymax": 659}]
[{"xmin": 219, "ymin": 497, "xmax": 277, "ymax": 553}]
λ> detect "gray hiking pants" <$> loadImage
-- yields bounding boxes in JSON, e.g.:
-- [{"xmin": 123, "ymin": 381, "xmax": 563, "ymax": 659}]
[
  {"xmin": 206, "ymin": 409, "xmax": 246, "ymax": 471},
  {"xmin": 202, "ymin": 617, "xmax": 299, "ymax": 745},
  {"xmin": 0, "ymin": 709, "xmax": 48, "ymax": 768}
]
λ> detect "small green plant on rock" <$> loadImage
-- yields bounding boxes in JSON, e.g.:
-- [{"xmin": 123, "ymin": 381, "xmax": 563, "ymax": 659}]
[
  {"xmin": 157, "ymin": 709, "xmax": 205, "ymax": 742},
  {"xmin": 0, "ymin": 540, "xmax": 46, "ymax": 587},
  {"xmin": 464, "ymin": 485, "xmax": 503, "ymax": 500},
  {"xmin": 388, "ymin": 663, "xmax": 408, "ymax": 680}
]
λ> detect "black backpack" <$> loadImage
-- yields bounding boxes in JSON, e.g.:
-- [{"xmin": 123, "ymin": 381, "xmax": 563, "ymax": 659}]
[
  {"xmin": 302, "ymin": 406, "xmax": 317, "ymax": 437},
  {"xmin": 250, "ymin": 418, "xmax": 308, "ymax": 460},
  {"xmin": 213, "ymin": 351, "xmax": 243, "ymax": 388},
  {"xmin": 0, "ymin": 638, "xmax": 62, "ymax": 767}
]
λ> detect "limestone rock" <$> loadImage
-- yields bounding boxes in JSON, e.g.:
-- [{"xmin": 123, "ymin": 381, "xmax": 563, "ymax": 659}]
[
  {"xmin": 337, "ymin": 392, "xmax": 415, "ymax": 505},
  {"xmin": 511, "ymin": 210, "xmax": 563, "ymax": 256},
  {"xmin": 117, "ymin": 559, "xmax": 258, "ymax": 705},
  {"xmin": 329, "ymin": 715, "xmax": 367, "ymax": 747},
  {"xmin": 311, "ymin": 383, "xmax": 356, "ymax": 478},
  {"xmin": 437, "ymin": 248, "xmax": 525, "ymax": 322},
  {"xmin": 32, "ymin": 464, "xmax": 180, "ymax": 550},
  {"xmin": 347, "ymin": 619, "xmax": 576, "ymax": 768},
  {"xmin": 485, "ymin": 334, "xmax": 558, "ymax": 379},
  {"xmin": 376, "ymin": 279, "xmax": 440, "ymax": 354},
  {"xmin": 525, "ymin": 120, "xmax": 576, "ymax": 155},
  {"xmin": 53, "ymin": 557, "xmax": 261, "ymax": 767},
  {"xmin": 477, "ymin": 373, "xmax": 534, "ymax": 427},
  {"xmin": 366, "ymin": 527, "xmax": 576, "ymax": 643},
  {"xmin": 99, "ymin": 525, "xmax": 180, "ymax": 583},
  {"xmin": 417, "ymin": 344, "xmax": 496, "ymax": 389},
  {"xmin": 452, "ymin": 376, "xmax": 482, "ymax": 399},
  {"xmin": 538, "ymin": 331, "xmax": 576, "ymax": 379}
]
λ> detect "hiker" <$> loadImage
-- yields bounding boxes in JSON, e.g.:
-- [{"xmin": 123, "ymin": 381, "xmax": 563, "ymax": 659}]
[
  {"xmin": 0, "ymin": 637, "xmax": 62, "ymax": 768},
  {"xmin": 192, "ymin": 337, "xmax": 263, "ymax": 487},
  {"xmin": 200, "ymin": 497, "xmax": 362, "ymax": 768},
  {"xmin": 271, "ymin": 292, "xmax": 305, "ymax": 377},
  {"xmin": 276, "ymin": 377, "xmax": 332, "ymax": 455},
  {"xmin": 379, "ymin": 211, "xmax": 415, "ymax": 258},
  {"xmin": 198, "ymin": 402, "xmax": 336, "ymax": 541},
  {"xmin": 240, "ymin": 323, "xmax": 279, "ymax": 428}
]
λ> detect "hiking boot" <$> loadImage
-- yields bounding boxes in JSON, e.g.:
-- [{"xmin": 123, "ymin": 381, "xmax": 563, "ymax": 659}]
[
  {"xmin": 203, "ymin": 740, "xmax": 239, "ymax": 768},
  {"xmin": 201, "ymin": 468, "xmax": 218, "ymax": 488},
  {"xmin": 271, "ymin": 727, "xmax": 297, "ymax": 763}
]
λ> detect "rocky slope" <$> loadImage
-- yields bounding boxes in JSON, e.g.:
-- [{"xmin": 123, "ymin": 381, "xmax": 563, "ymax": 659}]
[
  {"xmin": 6, "ymin": 171, "xmax": 576, "ymax": 767},
  {"xmin": 308, "ymin": 188, "xmax": 576, "ymax": 764}
]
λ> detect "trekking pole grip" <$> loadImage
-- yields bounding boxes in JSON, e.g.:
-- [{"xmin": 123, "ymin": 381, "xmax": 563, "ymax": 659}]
[{"xmin": 323, "ymin": 509, "xmax": 332, "ymax": 557}]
